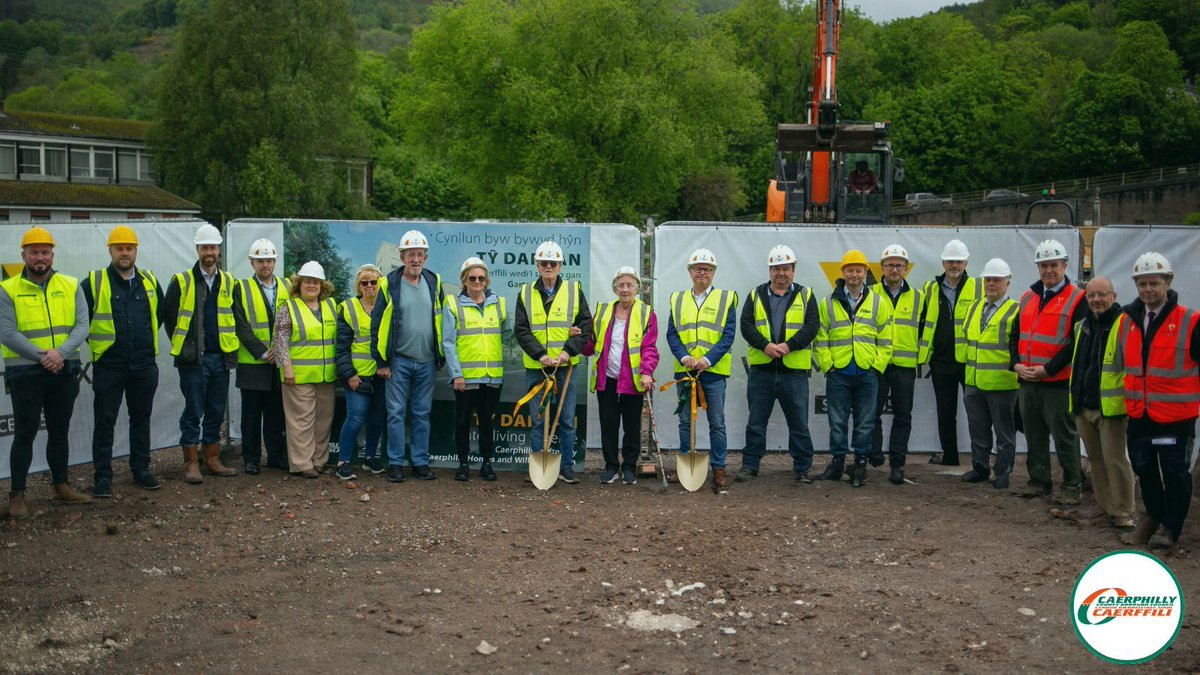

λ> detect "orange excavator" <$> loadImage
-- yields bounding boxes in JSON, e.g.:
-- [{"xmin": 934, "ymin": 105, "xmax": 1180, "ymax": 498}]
[{"xmin": 767, "ymin": 0, "xmax": 902, "ymax": 224}]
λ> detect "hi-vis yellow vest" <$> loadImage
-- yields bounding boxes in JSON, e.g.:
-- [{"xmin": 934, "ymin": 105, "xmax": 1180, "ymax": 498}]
[
  {"xmin": 922, "ymin": 276, "xmax": 979, "ymax": 363},
  {"xmin": 963, "ymin": 298, "xmax": 1019, "ymax": 391},
  {"xmin": 871, "ymin": 283, "xmax": 933, "ymax": 367},
  {"xmin": 339, "ymin": 297, "xmax": 378, "ymax": 378},
  {"xmin": 445, "ymin": 294, "xmax": 506, "ymax": 380},
  {"xmin": 284, "ymin": 297, "xmax": 336, "ymax": 384},
  {"xmin": 170, "ymin": 268, "xmax": 238, "ymax": 356},
  {"xmin": 746, "ymin": 285, "xmax": 813, "ymax": 370},
  {"xmin": 1069, "ymin": 313, "xmax": 1128, "ymax": 416},
  {"xmin": 591, "ymin": 299, "xmax": 651, "ymax": 392},
  {"xmin": 0, "ymin": 272, "xmax": 78, "ymax": 369},
  {"xmin": 88, "ymin": 267, "xmax": 159, "ymax": 361},
  {"xmin": 669, "ymin": 288, "xmax": 736, "ymax": 376},
  {"xmin": 375, "ymin": 272, "xmax": 444, "ymax": 362},
  {"xmin": 815, "ymin": 289, "xmax": 893, "ymax": 374},
  {"xmin": 521, "ymin": 280, "xmax": 582, "ymax": 369},
  {"xmin": 237, "ymin": 277, "xmax": 288, "ymax": 365}
]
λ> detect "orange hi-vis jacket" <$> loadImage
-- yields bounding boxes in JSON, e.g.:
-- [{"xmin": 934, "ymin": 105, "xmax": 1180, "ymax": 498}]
[
  {"xmin": 1124, "ymin": 304, "xmax": 1200, "ymax": 423},
  {"xmin": 1018, "ymin": 284, "xmax": 1085, "ymax": 383}
]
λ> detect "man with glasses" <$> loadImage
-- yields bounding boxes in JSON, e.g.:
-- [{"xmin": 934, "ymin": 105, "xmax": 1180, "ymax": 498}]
[
  {"xmin": 920, "ymin": 239, "xmax": 978, "ymax": 466},
  {"xmin": 514, "ymin": 240, "xmax": 592, "ymax": 484},
  {"xmin": 371, "ymin": 230, "xmax": 445, "ymax": 483},
  {"xmin": 667, "ymin": 248, "xmax": 738, "ymax": 490}
]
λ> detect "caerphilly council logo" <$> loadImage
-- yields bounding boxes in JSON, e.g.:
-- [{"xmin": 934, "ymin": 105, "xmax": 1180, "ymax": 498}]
[{"xmin": 1072, "ymin": 550, "xmax": 1184, "ymax": 664}]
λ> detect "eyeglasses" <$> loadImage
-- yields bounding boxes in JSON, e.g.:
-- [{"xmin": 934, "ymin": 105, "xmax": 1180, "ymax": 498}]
[
  {"xmin": 360, "ymin": 279, "xmax": 378, "ymax": 287},
  {"xmin": 882, "ymin": 263, "xmax": 907, "ymax": 270},
  {"xmin": 467, "ymin": 275, "xmax": 487, "ymax": 282},
  {"xmin": 538, "ymin": 261, "xmax": 561, "ymax": 268},
  {"xmin": 690, "ymin": 267, "xmax": 714, "ymax": 275}
]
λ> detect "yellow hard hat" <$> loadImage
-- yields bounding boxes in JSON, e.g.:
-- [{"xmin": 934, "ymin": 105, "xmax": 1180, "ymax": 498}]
[
  {"xmin": 840, "ymin": 249, "xmax": 869, "ymax": 269},
  {"xmin": 21, "ymin": 226, "xmax": 55, "ymax": 248},
  {"xmin": 107, "ymin": 225, "xmax": 139, "ymax": 246}
]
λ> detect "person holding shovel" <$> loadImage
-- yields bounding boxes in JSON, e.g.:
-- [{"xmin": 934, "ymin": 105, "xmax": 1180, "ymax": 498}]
[
  {"xmin": 514, "ymin": 241, "xmax": 592, "ymax": 484},
  {"xmin": 582, "ymin": 266, "xmax": 659, "ymax": 486}
]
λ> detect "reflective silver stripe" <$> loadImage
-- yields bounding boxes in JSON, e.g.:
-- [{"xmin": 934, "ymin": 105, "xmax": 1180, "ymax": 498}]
[
  {"xmin": 178, "ymin": 309, "xmax": 194, "ymax": 318},
  {"xmin": 1127, "ymin": 366, "xmax": 1145, "ymax": 376},
  {"xmin": 784, "ymin": 322, "xmax": 803, "ymax": 330},
  {"xmin": 345, "ymin": 298, "xmax": 363, "ymax": 334},
  {"xmin": 892, "ymin": 349, "xmax": 918, "ymax": 359},
  {"xmin": 18, "ymin": 328, "xmax": 57, "ymax": 339},
  {"xmin": 92, "ymin": 312, "xmax": 113, "ymax": 321},
  {"xmin": 1027, "ymin": 333, "xmax": 1067, "ymax": 346},
  {"xmin": 826, "ymin": 338, "xmax": 853, "ymax": 347},
  {"xmin": 1100, "ymin": 386, "xmax": 1126, "ymax": 398},
  {"xmin": 351, "ymin": 353, "xmax": 373, "ymax": 361},
  {"xmin": 1053, "ymin": 287, "xmax": 1085, "ymax": 335},
  {"xmin": 1128, "ymin": 390, "xmax": 1144, "ymax": 400},
  {"xmin": 290, "ymin": 298, "xmax": 309, "ymax": 342},
  {"xmin": 90, "ymin": 334, "xmax": 116, "ymax": 343},
  {"xmin": 291, "ymin": 358, "xmax": 330, "ymax": 366},
  {"xmin": 1147, "ymin": 367, "xmax": 1196, "ymax": 377},
  {"xmin": 3, "ymin": 355, "xmax": 40, "ymax": 367},
  {"xmin": 1148, "ymin": 391, "xmax": 1200, "ymax": 403}
]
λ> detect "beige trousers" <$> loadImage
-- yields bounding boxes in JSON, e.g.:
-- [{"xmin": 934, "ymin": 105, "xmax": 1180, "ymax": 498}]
[
  {"xmin": 283, "ymin": 383, "xmax": 335, "ymax": 471},
  {"xmin": 1076, "ymin": 409, "xmax": 1135, "ymax": 519}
]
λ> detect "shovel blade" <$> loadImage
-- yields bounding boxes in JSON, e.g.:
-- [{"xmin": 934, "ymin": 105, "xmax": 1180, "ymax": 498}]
[
  {"xmin": 528, "ymin": 451, "xmax": 560, "ymax": 490},
  {"xmin": 676, "ymin": 452, "xmax": 709, "ymax": 492}
]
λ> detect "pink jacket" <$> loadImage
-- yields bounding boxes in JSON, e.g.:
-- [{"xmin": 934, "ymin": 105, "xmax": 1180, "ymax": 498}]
[{"xmin": 583, "ymin": 307, "xmax": 660, "ymax": 395}]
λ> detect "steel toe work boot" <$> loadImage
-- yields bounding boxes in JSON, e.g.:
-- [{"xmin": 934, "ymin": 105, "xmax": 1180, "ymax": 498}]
[{"xmin": 816, "ymin": 458, "xmax": 845, "ymax": 481}]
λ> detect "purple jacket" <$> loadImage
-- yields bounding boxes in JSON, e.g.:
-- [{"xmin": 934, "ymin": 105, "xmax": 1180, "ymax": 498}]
[{"xmin": 583, "ymin": 305, "xmax": 660, "ymax": 395}]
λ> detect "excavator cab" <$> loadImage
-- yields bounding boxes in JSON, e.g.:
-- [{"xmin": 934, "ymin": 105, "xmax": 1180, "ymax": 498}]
[{"xmin": 838, "ymin": 151, "xmax": 895, "ymax": 223}]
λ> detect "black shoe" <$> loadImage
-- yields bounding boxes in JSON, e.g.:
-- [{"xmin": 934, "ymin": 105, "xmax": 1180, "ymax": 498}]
[
  {"xmin": 388, "ymin": 465, "xmax": 405, "ymax": 483},
  {"xmin": 480, "ymin": 462, "xmax": 497, "ymax": 481},
  {"xmin": 868, "ymin": 452, "xmax": 885, "ymax": 468},
  {"xmin": 993, "ymin": 473, "xmax": 1010, "ymax": 490},
  {"xmin": 559, "ymin": 467, "xmax": 580, "ymax": 484},
  {"xmin": 816, "ymin": 459, "xmax": 845, "ymax": 481},
  {"xmin": 850, "ymin": 462, "xmax": 867, "ymax": 488},
  {"xmin": 734, "ymin": 467, "xmax": 758, "ymax": 483},
  {"xmin": 363, "ymin": 457, "xmax": 386, "ymax": 474},
  {"xmin": 92, "ymin": 478, "xmax": 113, "ymax": 499},
  {"xmin": 244, "ymin": 462, "xmax": 260, "ymax": 475},
  {"xmin": 412, "ymin": 465, "xmax": 437, "ymax": 481},
  {"xmin": 961, "ymin": 468, "xmax": 990, "ymax": 483},
  {"xmin": 795, "ymin": 472, "xmax": 813, "ymax": 484},
  {"xmin": 132, "ymin": 471, "xmax": 161, "ymax": 490},
  {"xmin": 455, "ymin": 464, "xmax": 470, "ymax": 482},
  {"xmin": 600, "ymin": 468, "xmax": 619, "ymax": 484},
  {"xmin": 336, "ymin": 463, "xmax": 357, "ymax": 481},
  {"xmin": 889, "ymin": 467, "xmax": 905, "ymax": 485},
  {"xmin": 622, "ymin": 468, "xmax": 637, "ymax": 485}
]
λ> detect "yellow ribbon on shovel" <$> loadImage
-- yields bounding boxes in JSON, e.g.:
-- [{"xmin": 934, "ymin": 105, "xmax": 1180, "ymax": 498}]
[
  {"xmin": 660, "ymin": 371, "xmax": 709, "ymax": 492},
  {"xmin": 513, "ymin": 366, "xmax": 558, "ymax": 418},
  {"xmin": 659, "ymin": 371, "xmax": 707, "ymax": 418}
]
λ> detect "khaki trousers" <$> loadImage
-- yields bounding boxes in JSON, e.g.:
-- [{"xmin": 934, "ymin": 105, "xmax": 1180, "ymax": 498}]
[
  {"xmin": 1076, "ymin": 408, "xmax": 1135, "ymax": 519},
  {"xmin": 283, "ymin": 382, "xmax": 335, "ymax": 471}
]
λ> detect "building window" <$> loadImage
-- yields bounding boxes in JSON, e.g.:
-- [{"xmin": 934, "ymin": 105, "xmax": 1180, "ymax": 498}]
[
  {"xmin": 70, "ymin": 211, "xmax": 90, "ymax": 220},
  {"xmin": 70, "ymin": 146, "xmax": 116, "ymax": 179},
  {"xmin": 127, "ymin": 212, "xmax": 145, "ymax": 220},
  {"xmin": 17, "ymin": 144, "xmax": 67, "ymax": 178},
  {"xmin": 118, "ymin": 150, "xmax": 155, "ymax": 182},
  {"xmin": 0, "ymin": 143, "xmax": 15, "ymax": 176},
  {"xmin": 30, "ymin": 210, "xmax": 51, "ymax": 222},
  {"xmin": 0, "ymin": 210, "xmax": 8, "ymax": 222},
  {"xmin": 95, "ymin": 149, "xmax": 114, "ymax": 179},
  {"xmin": 19, "ymin": 147, "xmax": 40, "ymax": 174}
]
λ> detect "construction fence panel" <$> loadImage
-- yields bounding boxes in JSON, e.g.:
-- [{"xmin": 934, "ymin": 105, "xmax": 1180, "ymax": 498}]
[{"xmin": 1091, "ymin": 225, "xmax": 1200, "ymax": 305}]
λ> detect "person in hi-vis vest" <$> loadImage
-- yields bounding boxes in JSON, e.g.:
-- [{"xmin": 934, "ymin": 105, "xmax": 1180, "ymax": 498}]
[
  {"xmin": 443, "ymin": 257, "xmax": 510, "ymax": 483},
  {"xmin": 514, "ymin": 240, "xmax": 593, "ymax": 485},
  {"xmin": 275, "ymin": 261, "xmax": 337, "ymax": 479},
  {"xmin": 232, "ymin": 238, "xmax": 289, "ymax": 475},
  {"xmin": 162, "ymin": 223, "xmax": 240, "ymax": 485},
  {"xmin": 666, "ymin": 248, "xmax": 738, "ymax": 490},
  {"xmin": 960, "ymin": 258, "xmax": 1020, "ymax": 490},
  {"xmin": 0, "ymin": 227, "xmax": 93, "ymax": 520},
  {"xmin": 736, "ymin": 245, "xmax": 818, "ymax": 484},
  {"xmin": 920, "ymin": 239, "xmax": 978, "ymax": 467},
  {"xmin": 84, "ymin": 225, "xmax": 166, "ymax": 498},
  {"xmin": 333, "ymin": 264, "xmax": 387, "ymax": 482},
  {"xmin": 582, "ymin": 266, "xmax": 659, "ymax": 486}
]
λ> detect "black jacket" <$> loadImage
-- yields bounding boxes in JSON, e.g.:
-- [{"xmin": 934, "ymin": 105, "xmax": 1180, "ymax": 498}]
[
  {"xmin": 82, "ymin": 264, "xmax": 165, "ymax": 371},
  {"xmin": 232, "ymin": 276, "xmax": 282, "ymax": 391},
  {"xmin": 162, "ymin": 263, "xmax": 237, "ymax": 370},
  {"xmin": 739, "ymin": 281, "xmax": 818, "ymax": 372},
  {"xmin": 1069, "ymin": 303, "xmax": 1123, "ymax": 414},
  {"xmin": 513, "ymin": 275, "xmax": 592, "ymax": 366},
  {"xmin": 923, "ymin": 273, "xmax": 967, "ymax": 370}
]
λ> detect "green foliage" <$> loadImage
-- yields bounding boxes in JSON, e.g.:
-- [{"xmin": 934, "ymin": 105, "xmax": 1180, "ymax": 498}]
[
  {"xmin": 1185, "ymin": 211, "xmax": 1200, "ymax": 226},
  {"xmin": 283, "ymin": 220, "xmax": 354, "ymax": 302}
]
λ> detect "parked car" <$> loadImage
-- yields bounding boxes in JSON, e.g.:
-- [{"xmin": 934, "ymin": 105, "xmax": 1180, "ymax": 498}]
[
  {"xmin": 984, "ymin": 189, "xmax": 1028, "ymax": 201},
  {"xmin": 905, "ymin": 192, "xmax": 952, "ymax": 208}
]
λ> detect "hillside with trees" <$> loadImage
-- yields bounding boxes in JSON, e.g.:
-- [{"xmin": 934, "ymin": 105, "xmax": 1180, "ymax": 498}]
[{"xmin": 1, "ymin": 0, "xmax": 1197, "ymax": 222}]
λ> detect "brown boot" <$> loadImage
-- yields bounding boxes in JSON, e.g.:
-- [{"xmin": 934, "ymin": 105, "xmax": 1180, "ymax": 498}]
[
  {"xmin": 51, "ymin": 483, "xmax": 94, "ymax": 504},
  {"xmin": 712, "ymin": 467, "xmax": 728, "ymax": 491},
  {"xmin": 202, "ymin": 443, "xmax": 237, "ymax": 477},
  {"xmin": 182, "ymin": 445, "xmax": 203, "ymax": 484},
  {"xmin": 3, "ymin": 491, "xmax": 29, "ymax": 520},
  {"xmin": 1121, "ymin": 517, "xmax": 1160, "ymax": 546}
]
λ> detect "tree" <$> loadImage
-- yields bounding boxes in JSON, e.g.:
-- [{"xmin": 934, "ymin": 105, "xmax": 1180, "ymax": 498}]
[
  {"xmin": 150, "ymin": 0, "xmax": 367, "ymax": 222},
  {"xmin": 284, "ymin": 220, "xmax": 354, "ymax": 302}
]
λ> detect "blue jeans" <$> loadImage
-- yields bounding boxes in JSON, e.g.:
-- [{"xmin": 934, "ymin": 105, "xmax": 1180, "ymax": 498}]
[
  {"xmin": 178, "ymin": 352, "xmax": 230, "ymax": 447},
  {"xmin": 339, "ymin": 379, "xmax": 386, "ymax": 462},
  {"xmin": 742, "ymin": 369, "xmax": 814, "ymax": 475},
  {"xmin": 825, "ymin": 369, "xmax": 878, "ymax": 460},
  {"xmin": 676, "ymin": 375, "xmax": 728, "ymax": 468},
  {"xmin": 526, "ymin": 368, "xmax": 578, "ymax": 469},
  {"xmin": 385, "ymin": 355, "xmax": 435, "ymax": 468}
]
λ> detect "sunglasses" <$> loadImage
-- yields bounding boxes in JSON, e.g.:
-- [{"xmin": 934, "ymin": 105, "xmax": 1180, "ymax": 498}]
[
  {"xmin": 360, "ymin": 279, "xmax": 378, "ymax": 286},
  {"xmin": 538, "ymin": 261, "xmax": 561, "ymax": 268},
  {"xmin": 467, "ymin": 275, "xmax": 487, "ymax": 282}
]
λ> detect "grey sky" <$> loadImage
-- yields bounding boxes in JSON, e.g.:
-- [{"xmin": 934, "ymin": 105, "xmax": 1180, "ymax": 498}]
[{"xmin": 848, "ymin": 0, "xmax": 959, "ymax": 22}]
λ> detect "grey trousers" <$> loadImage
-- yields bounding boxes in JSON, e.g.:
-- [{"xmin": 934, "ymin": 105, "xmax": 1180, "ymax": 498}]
[{"xmin": 964, "ymin": 386, "xmax": 1017, "ymax": 477}]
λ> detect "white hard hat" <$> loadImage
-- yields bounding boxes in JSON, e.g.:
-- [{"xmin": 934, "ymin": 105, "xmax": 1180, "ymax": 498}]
[
  {"xmin": 612, "ymin": 265, "xmax": 640, "ymax": 286},
  {"xmin": 881, "ymin": 243, "xmax": 909, "ymax": 263},
  {"xmin": 940, "ymin": 239, "xmax": 969, "ymax": 261},
  {"xmin": 688, "ymin": 248, "xmax": 717, "ymax": 269},
  {"xmin": 1132, "ymin": 252, "xmax": 1173, "ymax": 278},
  {"xmin": 1033, "ymin": 239, "xmax": 1068, "ymax": 263},
  {"xmin": 767, "ymin": 245, "xmax": 797, "ymax": 266},
  {"xmin": 980, "ymin": 258, "xmax": 1012, "ymax": 278},
  {"xmin": 1047, "ymin": 218, "xmax": 1059, "ymax": 226},
  {"xmin": 193, "ymin": 223, "xmax": 223, "ymax": 246},
  {"xmin": 297, "ymin": 260, "xmax": 326, "ymax": 281},
  {"xmin": 248, "ymin": 238, "xmax": 277, "ymax": 260},
  {"xmin": 460, "ymin": 256, "xmax": 488, "ymax": 274},
  {"xmin": 534, "ymin": 240, "xmax": 564, "ymax": 262},
  {"xmin": 398, "ymin": 229, "xmax": 429, "ymax": 251}
]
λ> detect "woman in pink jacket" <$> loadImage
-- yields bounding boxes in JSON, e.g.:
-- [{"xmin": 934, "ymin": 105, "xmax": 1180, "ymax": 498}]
[{"xmin": 583, "ymin": 266, "xmax": 659, "ymax": 485}]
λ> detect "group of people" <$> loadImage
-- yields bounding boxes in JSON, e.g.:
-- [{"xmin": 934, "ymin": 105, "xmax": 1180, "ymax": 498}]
[{"xmin": 0, "ymin": 224, "xmax": 1193, "ymax": 550}]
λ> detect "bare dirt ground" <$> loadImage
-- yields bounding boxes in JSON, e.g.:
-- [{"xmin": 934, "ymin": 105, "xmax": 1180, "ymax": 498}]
[{"xmin": 0, "ymin": 449, "xmax": 1197, "ymax": 674}]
